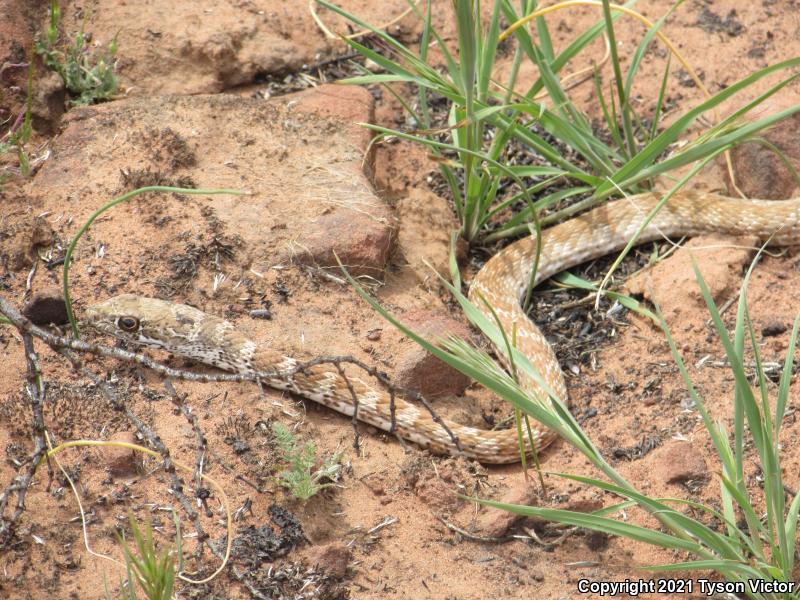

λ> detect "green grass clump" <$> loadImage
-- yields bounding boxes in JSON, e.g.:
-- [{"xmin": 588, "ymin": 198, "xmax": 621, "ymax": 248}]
[
  {"xmin": 316, "ymin": 0, "xmax": 800, "ymax": 247},
  {"xmin": 35, "ymin": 0, "xmax": 119, "ymax": 106},
  {"xmin": 272, "ymin": 422, "xmax": 342, "ymax": 501},
  {"xmin": 112, "ymin": 511, "xmax": 181, "ymax": 600}
]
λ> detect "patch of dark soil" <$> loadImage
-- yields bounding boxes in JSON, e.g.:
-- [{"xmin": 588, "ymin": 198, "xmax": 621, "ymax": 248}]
[
  {"xmin": 254, "ymin": 51, "xmax": 367, "ymax": 97},
  {"xmin": 695, "ymin": 7, "xmax": 745, "ymax": 36},
  {"xmin": 216, "ymin": 414, "xmax": 277, "ymax": 484},
  {"xmin": 136, "ymin": 127, "xmax": 197, "ymax": 170},
  {"xmin": 610, "ymin": 433, "xmax": 662, "ymax": 461},
  {"xmin": 118, "ymin": 167, "xmax": 197, "ymax": 192},
  {"xmin": 525, "ymin": 244, "xmax": 655, "ymax": 370},
  {"xmin": 154, "ymin": 231, "xmax": 241, "ymax": 297},
  {"xmin": 0, "ymin": 381, "xmax": 126, "ymax": 440},
  {"xmin": 244, "ymin": 561, "xmax": 351, "ymax": 600},
  {"xmin": 231, "ymin": 504, "xmax": 306, "ymax": 568}
]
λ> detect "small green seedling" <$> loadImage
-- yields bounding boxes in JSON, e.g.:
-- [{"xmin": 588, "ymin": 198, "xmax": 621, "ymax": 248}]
[
  {"xmin": 115, "ymin": 510, "xmax": 181, "ymax": 600},
  {"xmin": 35, "ymin": 0, "xmax": 119, "ymax": 106},
  {"xmin": 272, "ymin": 422, "xmax": 342, "ymax": 501},
  {"xmin": 1, "ymin": 63, "xmax": 34, "ymax": 183}
]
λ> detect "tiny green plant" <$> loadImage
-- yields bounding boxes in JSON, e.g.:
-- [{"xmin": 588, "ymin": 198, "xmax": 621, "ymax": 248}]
[
  {"xmin": 1, "ymin": 63, "xmax": 34, "ymax": 183},
  {"xmin": 0, "ymin": 114, "xmax": 32, "ymax": 183},
  {"xmin": 271, "ymin": 422, "xmax": 342, "ymax": 501},
  {"xmin": 35, "ymin": 0, "xmax": 119, "ymax": 106},
  {"xmin": 115, "ymin": 510, "xmax": 182, "ymax": 600}
]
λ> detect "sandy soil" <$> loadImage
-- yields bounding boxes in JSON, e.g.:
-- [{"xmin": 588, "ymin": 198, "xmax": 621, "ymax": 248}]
[{"xmin": 1, "ymin": 1, "xmax": 800, "ymax": 599}]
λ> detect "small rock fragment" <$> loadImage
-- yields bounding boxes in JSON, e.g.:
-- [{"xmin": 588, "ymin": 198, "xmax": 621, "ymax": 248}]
[
  {"xmin": 249, "ymin": 308, "xmax": 272, "ymax": 320},
  {"xmin": 625, "ymin": 234, "xmax": 756, "ymax": 329},
  {"xmin": 392, "ymin": 309, "xmax": 472, "ymax": 399},
  {"xmin": 102, "ymin": 431, "xmax": 142, "ymax": 477},
  {"xmin": 652, "ymin": 442, "xmax": 708, "ymax": 485},
  {"xmin": 394, "ymin": 187, "xmax": 460, "ymax": 285},
  {"xmin": 306, "ymin": 542, "xmax": 351, "ymax": 579},
  {"xmin": 413, "ymin": 474, "xmax": 461, "ymax": 513},
  {"xmin": 475, "ymin": 478, "xmax": 537, "ymax": 538},
  {"xmin": 300, "ymin": 205, "xmax": 395, "ymax": 277},
  {"xmin": 718, "ymin": 96, "xmax": 800, "ymax": 199}
]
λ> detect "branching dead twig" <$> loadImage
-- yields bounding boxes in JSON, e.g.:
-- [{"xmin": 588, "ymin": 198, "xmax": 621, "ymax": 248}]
[
  {"xmin": 0, "ymin": 330, "xmax": 50, "ymax": 541},
  {"xmin": 53, "ymin": 347, "xmax": 217, "ymax": 565},
  {"xmin": 164, "ymin": 381, "xmax": 211, "ymax": 518}
]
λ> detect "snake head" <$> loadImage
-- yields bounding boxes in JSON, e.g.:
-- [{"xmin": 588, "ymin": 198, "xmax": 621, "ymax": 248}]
[
  {"xmin": 85, "ymin": 294, "xmax": 258, "ymax": 371},
  {"xmin": 84, "ymin": 293, "xmax": 208, "ymax": 350}
]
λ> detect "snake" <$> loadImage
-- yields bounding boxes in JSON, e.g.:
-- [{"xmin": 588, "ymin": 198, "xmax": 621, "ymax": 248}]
[{"xmin": 84, "ymin": 191, "xmax": 800, "ymax": 464}]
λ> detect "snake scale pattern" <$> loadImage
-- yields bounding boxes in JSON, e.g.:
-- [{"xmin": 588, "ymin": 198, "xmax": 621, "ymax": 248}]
[{"xmin": 85, "ymin": 191, "xmax": 800, "ymax": 463}]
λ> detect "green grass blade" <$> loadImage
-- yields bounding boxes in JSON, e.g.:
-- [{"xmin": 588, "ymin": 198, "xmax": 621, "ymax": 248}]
[
  {"xmin": 477, "ymin": 0, "xmax": 502, "ymax": 102},
  {"xmin": 314, "ymin": 0, "xmax": 416, "ymax": 58},
  {"xmin": 600, "ymin": 0, "xmax": 636, "ymax": 159},
  {"xmin": 652, "ymin": 291, "xmax": 738, "ymax": 479},
  {"xmin": 776, "ymin": 315, "xmax": 800, "ymax": 438},
  {"xmin": 498, "ymin": 186, "xmax": 592, "ymax": 233},
  {"xmin": 338, "ymin": 73, "xmax": 418, "ymax": 85},
  {"xmin": 594, "ymin": 154, "xmax": 714, "ymax": 301},
  {"xmin": 594, "ymin": 69, "xmax": 625, "ymax": 151},
  {"xmin": 454, "ymin": 0, "xmax": 477, "ymax": 103},
  {"xmin": 692, "ymin": 258, "xmax": 766, "ymax": 459},
  {"xmin": 535, "ymin": 5, "xmax": 555, "ymax": 62},
  {"xmin": 504, "ymin": 0, "xmax": 637, "ymax": 100},
  {"xmin": 473, "ymin": 498, "xmax": 702, "ymax": 553},
  {"xmin": 626, "ymin": 101, "xmax": 800, "ymax": 189},
  {"xmin": 595, "ymin": 58, "xmax": 800, "ymax": 198},
  {"xmin": 553, "ymin": 472, "xmax": 743, "ymax": 558},
  {"xmin": 650, "ymin": 53, "xmax": 671, "ymax": 141},
  {"xmin": 551, "ymin": 272, "xmax": 658, "ymax": 322},
  {"xmin": 784, "ymin": 490, "xmax": 800, "ymax": 577},
  {"xmin": 641, "ymin": 559, "xmax": 767, "ymax": 583},
  {"xmin": 622, "ymin": 2, "xmax": 679, "ymax": 104},
  {"xmin": 416, "ymin": 0, "xmax": 434, "ymax": 129}
]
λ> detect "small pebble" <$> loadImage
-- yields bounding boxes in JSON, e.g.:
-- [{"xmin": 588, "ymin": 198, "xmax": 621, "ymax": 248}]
[
  {"xmin": 762, "ymin": 321, "xmax": 787, "ymax": 337},
  {"xmin": 249, "ymin": 309, "xmax": 272, "ymax": 320}
]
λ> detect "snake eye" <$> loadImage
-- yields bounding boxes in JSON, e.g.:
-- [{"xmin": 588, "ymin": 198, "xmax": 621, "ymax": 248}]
[{"xmin": 117, "ymin": 316, "xmax": 140, "ymax": 332}]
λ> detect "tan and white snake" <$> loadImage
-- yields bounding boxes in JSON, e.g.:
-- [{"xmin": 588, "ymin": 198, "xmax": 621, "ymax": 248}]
[{"xmin": 85, "ymin": 191, "xmax": 800, "ymax": 463}]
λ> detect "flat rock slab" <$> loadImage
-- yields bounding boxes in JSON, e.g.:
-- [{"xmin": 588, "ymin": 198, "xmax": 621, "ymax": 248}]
[
  {"xmin": 57, "ymin": 1, "xmax": 421, "ymax": 95},
  {"xmin": 29, "ymin": 85, "xmax": 392, "ymax": 307}
]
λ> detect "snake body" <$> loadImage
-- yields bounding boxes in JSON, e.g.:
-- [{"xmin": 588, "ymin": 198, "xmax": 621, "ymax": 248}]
[{"xmin": 85, "ymin": 191, "xmax": 800, "ymax": 463}]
